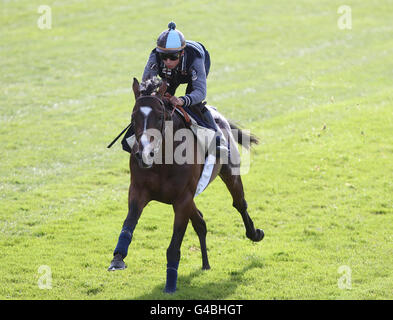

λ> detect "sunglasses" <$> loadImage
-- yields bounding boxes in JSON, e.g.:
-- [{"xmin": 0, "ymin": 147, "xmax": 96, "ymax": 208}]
[{"xmin": 159, "ymin": 52, "xmax": 181, "ymax": 61}]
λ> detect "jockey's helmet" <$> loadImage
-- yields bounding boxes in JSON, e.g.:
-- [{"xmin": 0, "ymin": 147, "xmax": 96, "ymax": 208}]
[{"xmin": 156, "ymin": 22, "xmax": 186, "ymax": 54}]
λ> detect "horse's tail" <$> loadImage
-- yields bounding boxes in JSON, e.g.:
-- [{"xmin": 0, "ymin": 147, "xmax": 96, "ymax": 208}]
[{"xmin": 228, "ymin": 121, "xmax": 259, "ymax": 149}]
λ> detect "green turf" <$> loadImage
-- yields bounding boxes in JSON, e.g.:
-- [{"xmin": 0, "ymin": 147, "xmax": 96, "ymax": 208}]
[{"xmin": 1, "ymin": 0, "xmax": 392, "ymax": 299}]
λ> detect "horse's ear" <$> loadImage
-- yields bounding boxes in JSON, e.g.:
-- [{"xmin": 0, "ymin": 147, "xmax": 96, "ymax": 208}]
[
  {"xmin": 157, "ymin": 81, "xmax": 167, "ymax": 97},
  {"xmin": 132, "ymin": 77, "xmax": 140, "ymax": 100}
]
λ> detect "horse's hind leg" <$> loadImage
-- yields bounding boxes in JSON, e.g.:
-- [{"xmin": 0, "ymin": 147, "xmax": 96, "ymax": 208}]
[
  {"xmin": 219, "ymin": 165, "xmax": 264, "ymax": 242},
  {"xmin": 190, "ymin": 209, "xmax": 210, "ymax": 270}
]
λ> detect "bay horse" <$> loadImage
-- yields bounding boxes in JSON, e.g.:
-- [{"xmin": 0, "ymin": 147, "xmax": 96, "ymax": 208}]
[{"xmin": 108, "ymin": 77, "xmax": 264, "ymax": 293}]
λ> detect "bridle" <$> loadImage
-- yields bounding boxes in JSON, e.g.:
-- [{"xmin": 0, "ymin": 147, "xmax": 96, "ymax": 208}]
[
  {"xmin": 106, "ymin": 93, "xmax": 172, "ymax": 151},
  {"xmin": 134, "ymin": 94, "xmax": 170, "ymax": 137},
  {"xmin": 131, "ymin": 94, "xmax": 173, "ymax": 163}
]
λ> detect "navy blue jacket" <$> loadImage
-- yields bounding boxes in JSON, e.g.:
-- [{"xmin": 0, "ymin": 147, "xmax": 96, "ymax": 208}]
[{"xmin": 142, "ymin": 40, "xmax": 210, "ymax": 107}]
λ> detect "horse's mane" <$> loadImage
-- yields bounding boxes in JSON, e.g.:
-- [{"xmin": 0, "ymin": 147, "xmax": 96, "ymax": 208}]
[
  {"xmin": 138, "ymin": 76, "xmax": 173, "ymax": 111},
  {"xmin": 139, "ymin": 76, "xmax": 162, "ymax": 96}
]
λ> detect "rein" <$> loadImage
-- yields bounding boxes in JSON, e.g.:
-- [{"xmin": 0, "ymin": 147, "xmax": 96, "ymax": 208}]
[
  {"xmin": 107, "ymin": 94, "xmax": 169, "ymax": 149},
  {"xmin": 107, "ymin": 93, "xmax": 189, "ymax": 149},
  {"xmin": 164, "ymin": 93, "xmax": 191, "ymax": 125},
  {"xmin": 107, "ymin": 122, "xmax": 132, "ymax": 148}
]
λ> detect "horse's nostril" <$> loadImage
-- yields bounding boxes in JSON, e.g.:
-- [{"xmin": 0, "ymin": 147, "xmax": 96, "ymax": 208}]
[
  {"xmin": 135, "ymin": 151, "xmax": 142, "ymax": 160},
  {"xmin": 149, "ymin": 151, "xmax": 154, "ymax": 158}
]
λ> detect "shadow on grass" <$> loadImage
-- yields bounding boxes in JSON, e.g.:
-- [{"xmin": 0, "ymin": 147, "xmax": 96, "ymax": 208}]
[{"xmin": 133, "ymin": 257, "xmax": 265, "ymax": 300}]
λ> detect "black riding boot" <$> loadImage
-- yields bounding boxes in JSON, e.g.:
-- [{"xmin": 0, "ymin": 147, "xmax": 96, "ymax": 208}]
[
  {"xmin": 200, "ymin": 107, "xmax": 229, "ymax": 158},
  {"xmin": 201, "ymin": 106, "xmax": 218, "ymax": 131}
]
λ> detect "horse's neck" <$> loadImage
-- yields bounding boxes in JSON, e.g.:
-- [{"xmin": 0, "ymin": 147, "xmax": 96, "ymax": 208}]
[{"xmin": 161, "ymin": 110, "xmax": 196, "ymax": 152}]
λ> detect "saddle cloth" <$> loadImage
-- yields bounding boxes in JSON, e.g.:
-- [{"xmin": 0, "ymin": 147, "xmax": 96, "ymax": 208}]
[{"xmin": 172, "ymin": 106, "xmax": 219, "ymax": 197}]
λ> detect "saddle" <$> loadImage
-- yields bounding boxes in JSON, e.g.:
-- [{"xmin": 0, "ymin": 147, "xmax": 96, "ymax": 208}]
[
  {"xmin": 163, "ymin": 94, "xmax": 212, "ymax": 130},
  {"xmin": 169, "ymin": 103, "xmax": 218, "ymax": 152}
]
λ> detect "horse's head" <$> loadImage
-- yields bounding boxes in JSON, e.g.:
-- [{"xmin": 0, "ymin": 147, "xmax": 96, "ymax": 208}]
[{"xmin": 131, "ymin": 77, "xmax": 168, "ymax": 169}]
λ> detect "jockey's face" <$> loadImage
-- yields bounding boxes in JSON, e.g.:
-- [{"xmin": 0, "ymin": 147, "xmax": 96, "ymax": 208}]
[{"xmin": 160, "ymin": 51, "xmax": 182, "ymax": 69}]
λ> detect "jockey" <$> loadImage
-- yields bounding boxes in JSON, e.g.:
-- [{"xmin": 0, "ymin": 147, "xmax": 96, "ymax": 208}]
[{"xmin": 142, "ymin": 21, "xmax": 229, "ymax": 157}]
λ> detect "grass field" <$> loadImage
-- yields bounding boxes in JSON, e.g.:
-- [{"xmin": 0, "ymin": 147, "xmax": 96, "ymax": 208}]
[{"xmin": 1, "ymin": 0, "xmax": 392, "ymax": 300}]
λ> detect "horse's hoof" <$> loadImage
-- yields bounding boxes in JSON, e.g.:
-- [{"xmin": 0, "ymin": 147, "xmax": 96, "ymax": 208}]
[
  {"xmin": 253, "ymin": 229, "xmax": 264, "ymax": 242},
  {"xmin": 246, "ymin": 228, "xmax": 264, "ymax": 242},
  {"xmin": 202, "ymin": 264, "xmax": 211, "ymax": 271},
  {"xmin": 107, "ymin": 253, "xmax": 127, "ymax": 271}
]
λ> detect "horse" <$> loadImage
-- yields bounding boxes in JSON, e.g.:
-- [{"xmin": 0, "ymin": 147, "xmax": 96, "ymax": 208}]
[{"xmin": 108, "ymin": 77, "xmax": 264, "ymax": 293}]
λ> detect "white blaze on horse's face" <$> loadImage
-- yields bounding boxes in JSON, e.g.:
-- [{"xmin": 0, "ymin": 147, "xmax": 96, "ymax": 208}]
[
  {"xmin": 140, "ymin": 106, "xmax": 152, "ymax": 148},
  {"xmin": 139, "ymin": 106, "xmax": 156, "ymax": 166}
]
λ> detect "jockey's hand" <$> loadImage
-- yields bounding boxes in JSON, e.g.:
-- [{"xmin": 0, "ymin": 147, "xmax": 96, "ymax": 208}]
[{"xmin": 169, "ymin": 95, "xmax": 184, "ymax": 107}]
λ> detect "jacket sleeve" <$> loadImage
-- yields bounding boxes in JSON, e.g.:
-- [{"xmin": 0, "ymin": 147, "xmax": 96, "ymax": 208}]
[
  {"xmin": 179, "ymin": 57, "xmax": 207, "ymax": 107},
  {"xmin": 142, "ymin": 51, "xmax": 159, "ymax": 82}
]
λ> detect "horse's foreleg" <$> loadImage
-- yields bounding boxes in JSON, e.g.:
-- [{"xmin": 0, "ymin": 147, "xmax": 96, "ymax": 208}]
[
  {"xmin": 108, "ymin": 186, "xmax": 149, "ymax": 271},
  {"xmin": 164, "ymin": 198, "xmax": 193, "ymax": 293},
  {"xmin": 190, "ymin": 209, "xmax": 210, "ymax": 270},
  {"xmin": 219, "ymin": 165, "xmax": 264, "ymax": 242}
]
